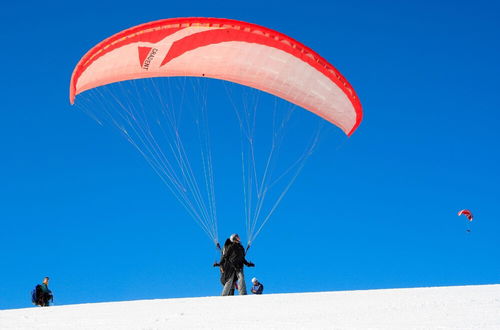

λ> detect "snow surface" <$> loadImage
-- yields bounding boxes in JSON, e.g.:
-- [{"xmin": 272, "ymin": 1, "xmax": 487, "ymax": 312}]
[{"xmin": 1, "ymin": 285, "xmax": 499, "ymax": 329}]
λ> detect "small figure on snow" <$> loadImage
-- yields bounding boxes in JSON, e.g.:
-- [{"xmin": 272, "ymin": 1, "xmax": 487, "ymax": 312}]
[
  {"xmin": 251, "ymin": 277, "xmax": 264, "ymax": 294},
  {"xmin": 32, "ymin": 277, "xmax": 53, "ymax": 307}
]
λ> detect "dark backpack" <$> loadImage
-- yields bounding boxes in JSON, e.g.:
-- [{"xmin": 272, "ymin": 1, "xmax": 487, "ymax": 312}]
[{"xmin": 31, "ymin": 285, "xmax": 41, "ymax": 305}]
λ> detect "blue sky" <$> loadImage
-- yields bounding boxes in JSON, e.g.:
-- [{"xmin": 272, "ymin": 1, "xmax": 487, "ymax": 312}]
[{"xmin": 1, "ymin": 0, "xmax": 499, "ymax": 309}]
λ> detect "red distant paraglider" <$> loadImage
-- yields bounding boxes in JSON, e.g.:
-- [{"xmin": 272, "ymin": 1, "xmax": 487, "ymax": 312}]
[
  {"xmin": 458, "ymin": 209, "xmax": 474, "ymax": 232},
  {"xmin": 458, "ymin": 209, "xmax": 473, "ymax": 221}
]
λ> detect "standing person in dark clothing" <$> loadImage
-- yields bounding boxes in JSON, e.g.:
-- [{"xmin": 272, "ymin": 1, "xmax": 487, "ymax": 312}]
[
  {"xmin": 219, "ymin": 233, "xmax": 254, "ymax": 296},
  {"xmin": 251, "ymin": 277, "xmax": 264, "ymax": 294},
  {"xmin": 33, "ymin": 277, "xmax": 53, "ymax": 306}
]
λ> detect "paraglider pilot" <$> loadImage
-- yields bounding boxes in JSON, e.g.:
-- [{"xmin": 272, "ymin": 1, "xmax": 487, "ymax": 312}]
[{"xmin": 217, "ymin": 234, "xmax": 254, "ymax": 296}]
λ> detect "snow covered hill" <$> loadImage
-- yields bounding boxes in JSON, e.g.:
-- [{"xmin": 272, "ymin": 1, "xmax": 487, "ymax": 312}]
[{"xmin": 1, "ymin": 285, "xmax": 499, "ymax": 329}]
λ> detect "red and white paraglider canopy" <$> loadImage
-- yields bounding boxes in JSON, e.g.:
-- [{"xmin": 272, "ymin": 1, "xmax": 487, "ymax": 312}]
[
  {"xmin": 458, "ymin": 209, "xmax": 473, "ymax": 221},
  {"xmin": 70, "ymin": 17, "xmax": 362, "ymax": 136}
]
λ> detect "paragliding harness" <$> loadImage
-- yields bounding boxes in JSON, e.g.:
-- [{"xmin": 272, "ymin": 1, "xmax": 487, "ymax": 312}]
[
  {"xmin": 216, "ymin": 239, "xmax": 238, "ymax": 287},
  {"xmin": 31, "ymin": 284, "xmax": 53, "ymax": 307}
]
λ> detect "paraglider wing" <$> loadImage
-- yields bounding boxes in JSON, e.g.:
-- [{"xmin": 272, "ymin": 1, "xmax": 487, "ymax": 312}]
[
  {"xmin": 69, "ymin": 17, "xmax": 362, "ymax": 136},
  {"xmin": 458, "ymin": 209, "xmax": 473, "ymax": 221}
]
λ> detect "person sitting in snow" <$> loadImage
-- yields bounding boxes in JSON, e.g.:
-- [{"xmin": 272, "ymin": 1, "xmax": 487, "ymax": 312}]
[
  {"xmin": 251, "ymin": 277, "xmax": 264, "ymax": 294},
  {"xmin": 218, "ymin": 233, "xmax": 254, "ymax": 296}
]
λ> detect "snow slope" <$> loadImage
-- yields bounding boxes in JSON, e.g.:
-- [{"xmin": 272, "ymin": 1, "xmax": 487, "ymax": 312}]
[{"xmin": 1, "ymin": 285, "xmax": 499, "ymax": 329}]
